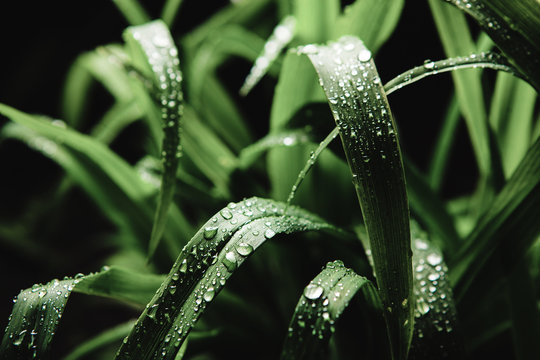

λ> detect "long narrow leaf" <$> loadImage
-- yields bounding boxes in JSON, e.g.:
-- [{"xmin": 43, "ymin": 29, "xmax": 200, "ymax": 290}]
[
  {"xmin": 300, "ymin": 36, "xmax": 413, "ymax": 360},
  {"xmin": 112, "ymin": 0, "xmax": 151, "ymax": 25}
]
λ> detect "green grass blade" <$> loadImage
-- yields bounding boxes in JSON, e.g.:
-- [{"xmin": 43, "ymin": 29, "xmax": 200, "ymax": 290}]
[
  {"xmin": 91, "ymin": 101, "xmax": 142, "ymax": 144},
  {"xmin": 443, "ymin": 0, "xmax": 540, "ymax": 91},
  {"xmin": 451, "ymin": 135, "xmax": 540, "ymax": 298},
  {"xmin": 429, "ymin": 0, "xmax": 491, "ymax": 178},
  {"xmin": 112, "ymin": 0, "xmax": 151, "ymax": 25},
  {"xmin": 301, "ymin": 36, "xmax": 413, "ymax": 360},
  {"xmin": 293, "ymin": 0, "xmax": 339, "ymax": 43},
  {"xmin": 74, "ymin": 266, "xmax": 164, "ymax": 307},
  {"xmin": 161, "ymin": 0, "xmax": 184, "ymax": 27},
  {"xmin": 1, "ymin": 279, "xmax": 76, "ymax": 359},
  {"xmin": 281, "ymin": 260, "xmax": 382, "ymax": 360},
  {"xmin": 333, "ymin": 0, "xmax": 404, "ymax": 51},
  {"xmin": 240, "ymin": 16, "xmax": 296, "ymax": 96},
  {"xmin": 489, "ymin": 72, "xmax": 537, "ymax": 178},
  {"xmin": 63, "ymin": 320, "xmax": 136, "ymax": 360},
  {"xmin": 124, "ymin": 20, "xmax": 184, "ymax": 260},
  {"xmin": 115, "ymin": 197, "xmax": 337, "ymax": 360}
]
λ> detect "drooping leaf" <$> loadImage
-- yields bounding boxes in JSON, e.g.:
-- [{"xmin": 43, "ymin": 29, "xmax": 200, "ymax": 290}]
[
  {"xmin": 0, "ymin": 279, "xmax": 76, "ymax": 360},
  {"xmin": 300, "ymin": 36, "xmax": 413, "ymax": 360},
  {"xmin": 115, "ymin": 197, "xmax": 338, "ymax": 360},
  {"xmin": 281, "ymin": 260, "xmax": 382, "ymax": 360},
  {"xmin": 124, "ymin": 20, "xmax": 184, "ymax": 260}
]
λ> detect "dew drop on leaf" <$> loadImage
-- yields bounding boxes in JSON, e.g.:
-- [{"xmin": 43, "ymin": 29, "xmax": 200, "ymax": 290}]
[
  {"xmin": 203, "ymin": 227, "xmax": 218, "ymax": 240},
  {"xmin": 223, "ymin": 251, "xmax": 237, "ymax": 272},
  {"xmin": 304, "ymin": 284, "xmax": 324, "ymax": 300},
  {"xmin": 264, "ymin": 229, "xmax": 276, "ymax": 239},
  {"xmin": 236, "ymin": 243, "xmax": 254, "ymax": 256},
  {"xmin": 203, "ymin": 287, "xmax": 215, "ymax": 302}
]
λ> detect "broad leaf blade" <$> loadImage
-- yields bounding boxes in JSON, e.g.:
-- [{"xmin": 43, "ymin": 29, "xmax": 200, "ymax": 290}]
[
  {"xmin": 281, "ymin": 260, "xmax": 382, "ymax": 360},
  {"xmin": 301, "ymin": 36, "xmax": 413, "ymax": 360},
  {"xmin": 115, "ymin": 197, "xmax": 337, "ymax": 360},
  {"xmin": 124, "ymin": 20, "xmax": 184, "ymax": 260}
]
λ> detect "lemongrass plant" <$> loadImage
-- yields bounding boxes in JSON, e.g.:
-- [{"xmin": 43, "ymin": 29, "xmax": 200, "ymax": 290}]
[{"xmin": 1, "ymin": 0, "xmax": 539, "ymax": 359}]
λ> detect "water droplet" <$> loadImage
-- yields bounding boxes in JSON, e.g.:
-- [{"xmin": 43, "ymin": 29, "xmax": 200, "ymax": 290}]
[
  {"xmin": 264, "ymin": 229, "xmax": 276, "ymax": 239},
  {"xmin": 423, "ymin": 59, "xmax": 435, "ymax": 70},
  {"xmin": 428, "ymin": 273, "xmax": 440, "ymax": 281},
  {"xmin": 179, "ymin": 259, "xmax": 188, "ymax": 273},
  {"xmin": 358, "ymin": 48, "xmax": 372, "ymax": 62},
  {"xmin": 13, "ymin": 330, "xmax": 27, "ymax": 346},
  {"xmin": 304, "ymin": 284, "xmax": 324, "ymax": 300},
  {"xmin": 203, "ymin": 287, "xmax": 215, "ymax": 302},
  {"xmin": 220, "ymin": 209, "xmax": 233, "ymax": 220},
  {"xmin": 427, "ymin": 253, "xmax": 442, "ymax": 266},
  {"xmin": 203, "ymin": 227, "xmax": 218, "ymax": 240},
  {"xmin": 223, "ymin": 251, "xmax": 237, "ymax": 272},
  {"xmin": 236, "ymin": 243, "xmax": 254, "ymax": 256},
  {"xmin": 153, "ymin": 34, "xmax": 169, "ymax": 48}
]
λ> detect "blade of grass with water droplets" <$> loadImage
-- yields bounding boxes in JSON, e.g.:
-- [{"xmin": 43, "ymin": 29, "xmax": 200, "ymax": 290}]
[
  {"xmin": 333, "ymin": 0, "xmax": 404, "ymax": 51},
  {"xmin": 112, "ymin": 0, "xmax": 150, "ymax": 25},
  {"xmin": 0, "ymin": 279, "xmax": 76, "ymax": 359},
  {"xmin": 124, "ymin": 20, "xmax": 184, "ymax": 260},
  {"xmin": 429, "ymin": 0, "xmax": 492, "ymax": 179},
  {"xmin": 115, "ymin": 197, "xmax": 338, "ymax": 360},
  {"xmin": 300, "ymin": 36, "xmax": 413, "ymax": 360},
  {"xmin": 443, "ymin": 0, "xmax": 540, "ymax": 91},
  {"xmin": 281, "ymin": 260, "xmax": 382, "ymax": 360},
  {"xmin": 240, "ymin": 16, "xmax": 295, "ymax": 96}
]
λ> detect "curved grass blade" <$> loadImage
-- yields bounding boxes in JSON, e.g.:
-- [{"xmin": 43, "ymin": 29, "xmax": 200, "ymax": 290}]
[
  {"xmin": 281, "ymin": 260, "xmax": 382, "ymax": 360},
  {"xmin": 451, "ymin": 135, "xmax": 540, "ymax": 298},
  {"xmin": 115, "ymin": 197, "xmax": 337, "ymax": 360},
  {"xmin": 1, "ymin": 279, "xmax": 76, "ymax": 360},
  {"xmin": 63, "ymin": 320, "xmax": 137, "ymax": 360},
  {"xmin": 443, "ymin": 0, "xmax": 540, "ymax": 91},
  {"xmin": 161, "ymin": 0, "xmax": 184, "ymax": 27},
  {"xmin": 300, "ymin": 36, "xmax": 413, "ymax": 359},
  {"xmin": 333, "ymin": 0, "xmax": 404, "ymax": 52},
  {"xmin": 0, "ymin": 265, "xmax": 169, "ymax": 359},
  {"xmin": 240, "ymin": 16, "xmax": 296, "ymax": 96},
  {"xmin": 124, "ymin": 20, "xmax": 184, "ymax": 260},
  {"xmin": 112, "ymin": 0, "xmax": 150, "ymax": 25},
  {"xmin": 384, "ymin": 51, "xmax": 519, "ymax": 95}
]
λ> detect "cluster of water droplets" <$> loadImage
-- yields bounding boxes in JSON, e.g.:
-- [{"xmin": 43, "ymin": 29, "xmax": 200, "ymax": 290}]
[{"xmin": 240, "ymin": 16, "xmax": 296, "ymax": 96}]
